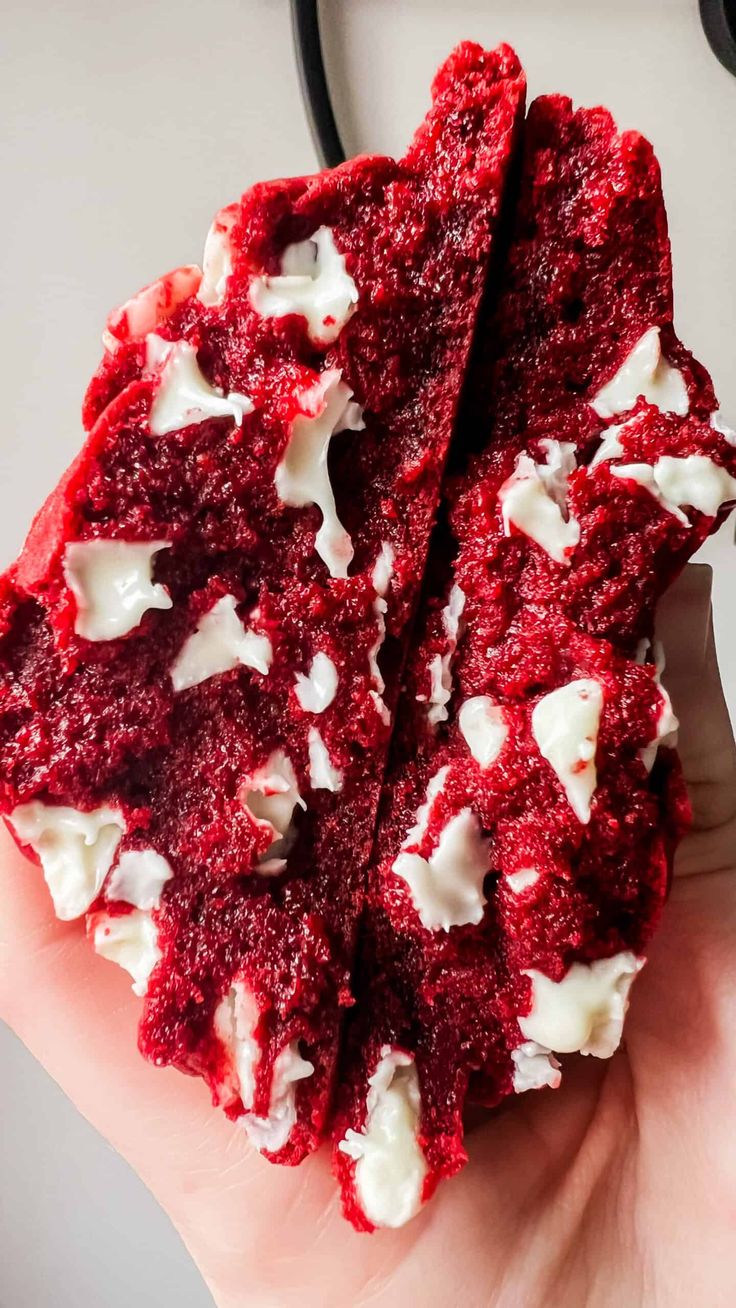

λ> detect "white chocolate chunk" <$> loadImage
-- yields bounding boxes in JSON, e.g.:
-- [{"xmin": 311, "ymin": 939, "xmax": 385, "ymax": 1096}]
[
  {"xmin": 589, "ymin": 419, "xmax": 636, "ymax": 469},
  {"xmin": 370, "ymin": 689, "xmax": 392, "ymax": 726},
  {"xmin": 648, "ymin": 455, "xmax": 736, "ymax": 518},
  {"xmin": 244, "ymin": 1040, "xmax": 315, "ymax": 1155},
  {"xmin": 505, "ymin": 867, "xmax": 539, "ymax": 894},
  {"xmin": 612, "ymin": 454, "xmax": 736, "ymax": 525},
  {"xmin": 591, "ymin": 327, "xmax": 689, "ymax": 419},
  {"xmin": 499, "ymin": 440, "xmax": 580, "ymax": 565},
  {"xmin": 171, "ymin": 595, "xmax": 272, "ymax": 692},
  {"xmin": 91, "ymin": 909, "xmax": 161, "ymax": 996},
  {"xmin": 368, "ymin": 597, "xmax": 388, "ymax": 697},
  {"xmin": 250, "ymin": 226, "xmax": 358, "ymax": 344},
  {"xmin": 458, "ymin": 696, "xmax": 508, "ymax": 769},
  {"xmin": 213, "ymin": 980, "xmax": 261, "ymax": 1110},
  {"xmin": 338, "ymin": 1047, "xmax": 427, "ymax": 1229},
  {"xmin": 611, "ymin": 463, "xmax": 671, "ymax": 512},
  {"xmin": 371, "ymin": 542, "xmax": 395, "ymax": 598},
  {"xmin": 531, "ymin": 679, "xmax": 603, "ymax": 824},
  {"xmin": 511, "ymin": 1041, "xmax": 562, "ymax": 1093},
  {"xmin": 711, "ymin": 410, "xmax": 736, "ymax": 446},
  {"xmin": 393, "ymin": 808, "xmax": 490, "ymax": 932},
  {"xmin": 307, "ymin": 727, "xmax": 343, "ymax": 792},
  {"xmin": 241, "ymin": 751, "xmax": 305, "ymax": 870},
  {"xmin": 276, "ymin": 369, "xmax": 363, "ymax": 578},
  {"xmin": 146, "ymin": 336, "xmax": 253, "ymax": 436},
  {"xmin": 295, "ymin": 652, "xmax": 338, "ymax": 713},
  {"xmin": 426, "ymin": 584, "xmax": 466, "ymax": 726},
  {"xmin": 640, "ymin": 683, "xmax": 679, "ymax": 772},
  {"xmin": 197, "ymin": 203, "xmax": 238, "ymax": 307},
  {"xmin": 105, "ymin": 265, "xmax": 202, "ymax": 348},
  {"xmin": 215, "ymin": 984, "xmax": 314, "ymax": 1151},
  {"xmin": 368, "ymin": 546, "xmax": 394, "ymax": 706},
  {"xmin": 519, "ymin": 952, "xmax": 644, "ymax": 1057},
  {"xmin": 106, "ymin": 848, "xmax": 173, "ymax": 910},
  {"xmin": 64, "ymin": 539, "xmax": 172, "ymax": 642},
  {"xmin": 9, "ymin": 802, "xmax": 125, "ymax": 921},
  {"xmin": 399, "ymin": 767, "xmax": 450, "ymax": 850}
]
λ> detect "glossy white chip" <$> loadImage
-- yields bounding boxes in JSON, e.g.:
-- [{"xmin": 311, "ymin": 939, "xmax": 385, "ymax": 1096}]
[
  {"xmin": 370, "ymin": 689, "xmax": 392, "ymax": 726},
  {"xmin": 214, "ymin": 982, "xmax": 314, "ymax": 1152},
  {"xmin": 511, "ymin": 1041, "xmax": 562, "ymax": 1093},
  {"xmin": 458, "ymin": 696, "xmax": 508, "ymax": 769},
  {"xmin": 250, "ymin": 226, "xmax": 358, "ymax": 344},
  {"xmin": 243, "ymin": 1040, "xmax": 315, "ymax": 1155},
  {"xmin": 368, "ymin": 596, "xmax": 388, "ymax": 698},
  {"xmin": 295, "ymin": 652, "xmax": 338, "ymax": 713},
  {"xmin": 213, "ymin": 980, "xmax": 261, "ymax": 1112},
  {"xmin": 171, "ymin": 595, "xmax": 272, "ymax": 692},
  {"xmin": 197, "ymin": 203, "xmax": 238, "ymax": 307},
  {"xmin": 9, "ymin": 802, "xmax": 125, "ymax": 921},
  {"xmin": 338, "ymin": 1046, "xmax": 427, "ymax": 1229},
  {"xmin": 531, "ymin": 679, "xmax": 603, "ymax": 824},
  {"xmin": 241, "ymin": 751, "xmax": 306, "ymax": 872},
  {"xmin": 393, "ymin": 806, "xmax": 490, "ymax": 932},
  {"xmin": 400, "ymin": 767, "xmax": 449, "ymax": 846},
  {"xmin": 64, "ymin": 539, "xmax": 172, "ymax": 642},
  {"xmin": 307, "ymin": 727, "xmax": 343, "ymax": 792},
  {"xmin": 591, "ymin": 327, "xmax": 689, "ymax": 419},
  {"xmin": 91, "ymin": 909, "xmax": 161, "ymax": 997},
  {"xmin": 589, "ymin": 419, "xmax": 635, "ymax": 469},
  {"xmin": 275, "ymin": 369, "xmax": 363, "ymax": 578},
  {"xmin": 425, "ymin": 584, "xmax": 465, "ymax": 726},
  {"xmin": 640, "ymin": 682, "xmax": 679, "ymax": 772},
  {"xmin": 505, "ymin": 867, "xmax": 539, "ymax": 894},
  {"xmin": 105, "ymin": 848, "xmax": 173, "ymax": 910},
  {"xmin": 146, "ymin": 336, "xmax": 253, "ymax": 436},
  {"xmin": 519, "ymin": 952, "xmax": 644, "ymax": 1058},
  {"xmin": 499, "ymin": 440, "xmax": 580, "ymax": 565},
  {"xmin": 371, "ymin": 542, "xmax": 395, "ymax": 598},
  {"xmin": 612, "ymin": 454, "xmax": 736, "ymax": 525},
  {"xmin": 710, "ymin": 410, "xmax": 736, "ymax": 446},
  {"xmin": 366, "ymin": 543, "xmax": 395, "ymax": 714}
]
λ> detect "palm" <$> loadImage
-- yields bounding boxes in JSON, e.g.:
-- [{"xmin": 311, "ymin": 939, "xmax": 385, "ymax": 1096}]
[{"xmin": 1, "ymin": 565, "xmax": 734, "ymax": 1308}]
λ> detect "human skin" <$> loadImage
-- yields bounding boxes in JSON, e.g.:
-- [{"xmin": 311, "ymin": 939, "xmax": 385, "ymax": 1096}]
[{"xmin": 1, "ymin": 563, "xmax": 734, "ymax": 1308}]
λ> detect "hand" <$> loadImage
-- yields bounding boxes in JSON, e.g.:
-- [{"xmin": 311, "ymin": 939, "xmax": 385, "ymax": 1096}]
[{"xmin": 1, "ymin": 564, "xmax": 734, "ymax": 1308}]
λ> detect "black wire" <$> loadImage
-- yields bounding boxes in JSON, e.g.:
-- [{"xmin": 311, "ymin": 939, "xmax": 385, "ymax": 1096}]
[
  {"xmin": 291, "ymin": 2, "xmax": 736, "ymax": 165},
  {"xmin": 290, "ymin": 0, "xmax": 347, "ymax": 169},
  {"xmin": 699, "ymin": 0, "xmax": 736, "ymax": 76}
]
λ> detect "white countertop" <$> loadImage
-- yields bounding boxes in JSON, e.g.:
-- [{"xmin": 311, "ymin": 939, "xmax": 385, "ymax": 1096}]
[{"xmin": 1, "ymin": 2, "xmax": 734, "ymax": 1303}]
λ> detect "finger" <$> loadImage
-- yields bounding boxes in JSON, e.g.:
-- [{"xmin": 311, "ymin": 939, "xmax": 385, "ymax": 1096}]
[
  {"xmin": 655, "ymin": 562, "xmax": 713, "ymax": 680},
  {"xmin": 656, "ymin": 567, "xmax": 736, "ymax": 872},
  {"xmin": 0, "ymin": 828, "xmax": 431, "ymax": 1306}
]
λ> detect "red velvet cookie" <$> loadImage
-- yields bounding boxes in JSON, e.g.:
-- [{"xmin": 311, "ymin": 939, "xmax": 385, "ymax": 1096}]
[
  {"xmin": 0, "ymin": 44, "xmax": 525, "ymax": 1163},
  {"xmin": 333, "ymin": 96, "xmax": 736, "ymax": 1230}
]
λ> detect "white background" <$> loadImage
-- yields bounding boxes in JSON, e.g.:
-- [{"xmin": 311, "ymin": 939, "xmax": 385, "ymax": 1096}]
[{"xmin": 1, "ymin": 1, "xmax": 734, "ymax": 1304}]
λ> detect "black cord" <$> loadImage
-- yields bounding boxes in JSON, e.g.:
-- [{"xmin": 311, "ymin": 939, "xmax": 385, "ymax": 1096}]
[
  {"xmin": 291, "ymin": 2, "xmax": 736, "ymax": 166},
  {"xmin": 700, "ymin": 0, "xmax": 736, "ymax": 75},
  {"xmin": 290, "ymin": 0, "xmax": 347, "ymax": 168}
]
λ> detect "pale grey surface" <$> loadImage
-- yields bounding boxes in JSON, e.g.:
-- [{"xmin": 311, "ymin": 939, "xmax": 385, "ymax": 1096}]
[
  {"xmin": 0, "ymin": 1029, "xmax": 213, "ymax": 1308},
  {"xmin": 0, "ymin": 1, "xmax": 734, "ymax": 1305}
]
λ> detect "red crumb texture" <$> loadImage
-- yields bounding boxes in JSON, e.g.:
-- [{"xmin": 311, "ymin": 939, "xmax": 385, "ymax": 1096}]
[
  {"xmin": 0, "ymin": 45, "xmax": 525, "ymax": 1162},
  {"xmin": 334, "ymin": 96, "xmax": 734, "ymax": 1228}
]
